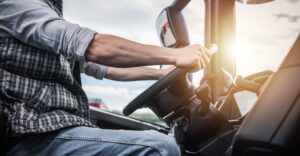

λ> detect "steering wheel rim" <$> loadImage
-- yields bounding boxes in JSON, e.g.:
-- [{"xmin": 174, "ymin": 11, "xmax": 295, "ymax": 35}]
[{"xmin": 123, "ymin": 67, "xmax": 190, "ymax": 116}]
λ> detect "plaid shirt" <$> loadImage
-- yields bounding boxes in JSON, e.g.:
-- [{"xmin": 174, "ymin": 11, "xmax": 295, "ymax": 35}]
[{"xmin": 0, "ymin": 0, "xmax": 95, "ymax": 136}]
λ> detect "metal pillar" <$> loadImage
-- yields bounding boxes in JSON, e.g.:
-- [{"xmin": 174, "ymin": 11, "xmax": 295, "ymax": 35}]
[{"xmin": 204, "ymin": 0, "xmax": 240, "ymax": 119}]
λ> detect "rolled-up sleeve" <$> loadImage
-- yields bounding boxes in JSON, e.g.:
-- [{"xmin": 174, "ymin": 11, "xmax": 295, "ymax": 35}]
[{"xmin": 0, "ymin": 0, "xmax": 96, "ymax": 60}]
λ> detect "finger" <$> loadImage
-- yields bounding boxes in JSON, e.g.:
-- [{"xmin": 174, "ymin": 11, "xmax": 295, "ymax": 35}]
[
  {"xmin": 202, "ymin": 51, "xmax": 210, "ymax": 65},
  {"xmin": 199, "ymin": 56, "xmax": 206, "ymax": 70},
  {"xmin": 197, "ymin": 46, "xmax": 210, "ymax": 60},
  {"xmin": 203, "ymin": 48, "xmax": 212, "ymax": 58},
  {"xmin": 190, "ymin": 66, "xmax": 198, "ymax": 73},
  {"xmin": 165, "ymin": 66, "xmax": 175, "ymax": 74},
  {"xmin": 201, "ymin": 58, "xmax": 206, "ymax": 69},
  {"xmin": 190, "ymin": 57, "xmax": 201, "ymax": 72},
  {"xmin": 206, "ymin": 44, "xmax": 218, "ymax": 55},
  {"xmin": 198, "ymin": 57, "xmax": 202, "ymax": 69},
  {"xmin": 194, "ymin": 60, "xmax": 201, "ymax": 72},
  {"xmin": 206, "ymin": 44, "xmax": 218, "ymax": 59},
  {"xmin": 189, "ymin": 63, "xmax": 198, "ymax": 73}
]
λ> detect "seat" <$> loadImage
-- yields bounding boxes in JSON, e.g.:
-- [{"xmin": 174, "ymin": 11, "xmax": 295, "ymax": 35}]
[{"xmin": 231, "ymin": 35, "xmax": 300, "ymax": 156}]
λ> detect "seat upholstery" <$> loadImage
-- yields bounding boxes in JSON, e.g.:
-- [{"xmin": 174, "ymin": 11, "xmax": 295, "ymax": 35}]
[{"xmin": 231, "ymin": 35, "xmax": 300, "ymax": 156}]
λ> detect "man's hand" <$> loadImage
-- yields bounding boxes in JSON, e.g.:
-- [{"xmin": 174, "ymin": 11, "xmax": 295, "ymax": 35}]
[{"xmin": 172, "ymin": 44, "xmax": 211, "ymax": 72}]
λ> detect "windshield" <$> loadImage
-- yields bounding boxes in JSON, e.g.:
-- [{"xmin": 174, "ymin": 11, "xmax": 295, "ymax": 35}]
[
  {"xmin": 64, "ymin": 0, "xmax": 205, "ymax": 125},
  {"xmin": 236, "ymin": 0, "xmax": 300, "ymax": 76},
  {"xmin": 235, "ymin": 0, "xmax": 300, "ymax": 115}
]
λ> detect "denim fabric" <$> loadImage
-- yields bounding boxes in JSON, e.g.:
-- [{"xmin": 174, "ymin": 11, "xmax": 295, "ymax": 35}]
[{"xmin": 6, "ymin": 126, "xmax": 181, "ymax": 156}]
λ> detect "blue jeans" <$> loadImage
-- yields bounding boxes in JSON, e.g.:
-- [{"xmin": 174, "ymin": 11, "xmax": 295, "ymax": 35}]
[{"xmin": 6, "ymin": 126, "xmax": 180, "ymax": 156}]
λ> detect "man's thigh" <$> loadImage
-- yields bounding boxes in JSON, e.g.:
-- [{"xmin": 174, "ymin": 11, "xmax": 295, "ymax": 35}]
[{"xmin": 6, "ymin": 126, "xmax": 180, "ymax": 156}]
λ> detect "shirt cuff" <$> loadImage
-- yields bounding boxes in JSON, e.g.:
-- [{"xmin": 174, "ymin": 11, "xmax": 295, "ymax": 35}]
[{"xmin": 83, "ymin": 62, "xmax": 108, "ymax": 80}]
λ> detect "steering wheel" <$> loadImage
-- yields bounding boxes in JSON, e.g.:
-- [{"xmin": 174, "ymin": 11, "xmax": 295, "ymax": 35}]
[{"xmin": 123, "ymin": 67, "xmax": 190, "ymax": 116}]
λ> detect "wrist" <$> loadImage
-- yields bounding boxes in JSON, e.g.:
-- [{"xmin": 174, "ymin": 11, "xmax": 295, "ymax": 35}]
[
  {"xmin": 165, "ymin": 48, "xmax": 178, "ymax": 66},
  {"xmin": 157, "ymin": 69, "xmax": 165, "ymax": 80}
]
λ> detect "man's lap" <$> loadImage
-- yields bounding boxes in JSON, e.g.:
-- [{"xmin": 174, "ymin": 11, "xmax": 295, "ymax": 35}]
[{"xmin": 6, "ymin": 126, "xmax": 180, "ymax": 156}]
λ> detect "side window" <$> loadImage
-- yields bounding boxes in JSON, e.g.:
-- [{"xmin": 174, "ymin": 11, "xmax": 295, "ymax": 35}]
[
  {"xmin": 64, "ymin": 0, "xmax": 205, "ymax": 125},
  {"xmin": 235, "ymin": 1, "xmax": 300, "ymax": 115}
]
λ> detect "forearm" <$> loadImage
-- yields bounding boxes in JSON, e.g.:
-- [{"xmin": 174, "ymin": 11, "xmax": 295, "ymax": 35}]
[
  {"xmin": 106, "ymin": 67, "xmax": 165, "ymax": 81},
  {"xmin": 85, "ymin": 34, "xmax": 177, "ymax": 67},
  {"xmin": 0, "ymin": 0, "xmax": 210, "ymax": 71}
]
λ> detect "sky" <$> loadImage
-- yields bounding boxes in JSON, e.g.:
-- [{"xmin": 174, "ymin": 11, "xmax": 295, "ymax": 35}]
[
  {"xmin": 235, "ymin": 0, "xmax": 300, "ymax": 76},
  {"xmin": 63, "ymin": 0, "xmax": 300, "ymax": 114}
]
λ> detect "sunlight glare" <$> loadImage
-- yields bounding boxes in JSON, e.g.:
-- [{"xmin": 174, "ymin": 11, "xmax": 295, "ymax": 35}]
[{"xmin": 235, "ymin": 35, "xmax": 258, "ymax": 76}]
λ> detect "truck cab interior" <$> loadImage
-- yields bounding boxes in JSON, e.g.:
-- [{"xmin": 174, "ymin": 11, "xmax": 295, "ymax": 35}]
[{"xmin": 1, "ymin": 0, "xmax": 300, "ymax": 156}]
